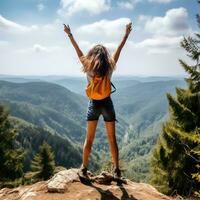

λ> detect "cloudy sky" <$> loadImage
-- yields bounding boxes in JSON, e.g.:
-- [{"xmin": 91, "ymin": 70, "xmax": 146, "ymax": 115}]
[{"xmin": 0, "ymin": 0, "xmax": 199, "ymax": 76}]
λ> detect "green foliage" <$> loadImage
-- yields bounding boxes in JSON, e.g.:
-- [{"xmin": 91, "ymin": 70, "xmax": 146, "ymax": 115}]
[
  {"xmin": 124, "ymin": 154, "xmax": 151, "ymax": 183},
  {"xmin": 119, "ymin": 134, "xmax": 157, "ymax": 182},
  {"xmin": 150, "ymin": 2, "xmax": 200, "ymax": 196},
  {"xmin": 113, "ymin": 80, "xmax": 185, "ymax": 182},
  {"xmin": 0, "ymin": 80, "xmax": 101, "ymax": 172},
  {"xmin": 0, "ymin": 80, "xmax": 87, "ymax": 142},
  {"xmin": 15, "ymin": 123, "xmax": 82, "ymax": 171},
  {"xmin": 99, "ymin": 159, "xmax": 127, "ymax": 174},
  {"xmin": 14, "ymin": 120, "xmax": 100, "ymax": 173},
  {"xmin": 0, "ymin": 105, "xmax": 25, "ymax": 187},
  {"xmin": 191, "ymin": 150, "xmax": 200, "ymax": 198},
  {"xmin": 31, "ymin": 142, "xmax": 55, "ymax": 181}
]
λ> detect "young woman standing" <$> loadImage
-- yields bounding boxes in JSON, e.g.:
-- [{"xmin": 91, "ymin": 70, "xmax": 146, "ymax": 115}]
[{"xmin": 64, "ymin": 22, "xmax": 132, "ymax": 179}]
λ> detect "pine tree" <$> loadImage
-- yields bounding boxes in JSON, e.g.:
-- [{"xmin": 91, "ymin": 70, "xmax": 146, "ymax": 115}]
[
  {"xmin": 150, "ymin": 1, "xmax": 200, "ymax": 196},
  {"xmin": 31, "ymin": 142, "xmax": 55, "ymax": 181},
  {"xmin": 0, "ymin": 105, "xmax": 25, "ymax": 183}
]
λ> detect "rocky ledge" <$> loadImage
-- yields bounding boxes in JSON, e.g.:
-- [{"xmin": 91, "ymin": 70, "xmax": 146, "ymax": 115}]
[{"xmin": 0, "ymin": 168, "xmax": 173, "ymax": 200}]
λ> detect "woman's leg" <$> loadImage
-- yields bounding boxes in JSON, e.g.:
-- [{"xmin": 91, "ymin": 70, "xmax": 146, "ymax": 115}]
[
  {"xmin": 82, "ymin": 120, "xmax": 98, "ymax": 168},
  {"xmin": 105, "ymin": 121, "xmax": 119, "ymax": 168}
]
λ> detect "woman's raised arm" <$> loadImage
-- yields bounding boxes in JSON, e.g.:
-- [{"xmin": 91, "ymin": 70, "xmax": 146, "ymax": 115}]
[
  {"xmin": 63, "ymin": 24, "xmax": 84, "ymax": 58},
  {"xmin": 112, "ymin": 22, "xmax": 132, "ymax": 64}
]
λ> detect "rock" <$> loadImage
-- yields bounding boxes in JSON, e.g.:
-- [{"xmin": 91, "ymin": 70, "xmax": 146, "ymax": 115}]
[
  {"xmin": 90, "ymin": 171, "xmax": 127, "ymax": 184},
  {"xmin": 47, "ymin": 168, "xmax": 80, "ymax": 193},
  {"xmin": 0, "ymin": 168, "xmax": 173, "ymax": 200},
  {"xmin": 0, "ymin": 181, "xmax": 46, "ymax": 200}
]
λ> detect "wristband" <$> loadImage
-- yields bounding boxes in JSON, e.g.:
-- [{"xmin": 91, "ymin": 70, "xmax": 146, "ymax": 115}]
[{"xmin": 68, "ymin": 33, "xmax": 73, "ymax": 38}]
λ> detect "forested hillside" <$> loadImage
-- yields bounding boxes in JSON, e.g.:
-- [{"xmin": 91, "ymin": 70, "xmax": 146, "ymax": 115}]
[
  {"xmin": 113, "ymin": 80, "xmax": 186, "ymax": 181},
  {"xmin": 0, "ymin": 80, "xmax": 90, "ymax": 142},
  {"xmin": 0, "ymin": 81, "xmax": 101, "ymax": 172},
  {"xmin": 0, "ymin": 77, "xmax": 186, "ymax": 182}
]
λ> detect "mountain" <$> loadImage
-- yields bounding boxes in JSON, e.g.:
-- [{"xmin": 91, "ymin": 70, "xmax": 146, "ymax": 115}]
[
  {"xmin": 0, "ymin": 80, "xmax": 87, "ymax": 141},
  {"xmin": 112, "ymin": 80, "xmax": 186, "ymax": 181},
  {"xmin": 0, "ymin": 80, "xmax": 128, "ymax": 153},
  {"xmin": 0, "ymin": 75, "xmax": 179, "ymax": 94},
  {"xmin": 0, "ymin": 77, "xmax": 186, "ymax": 182},
  {"xmin": 113, "ymin": 80, "xmax": 186, "ymax": 140},
  {"xmin": 11, "ymin": 116, "xmax": 85, "ymax": 172},
  {"xmin": 0, "ymin": 80, "xmax": 127, "ymax": 172},
  {"xmin": 0, "ymin": 80, "xmax": 101, "ymax": 171}
]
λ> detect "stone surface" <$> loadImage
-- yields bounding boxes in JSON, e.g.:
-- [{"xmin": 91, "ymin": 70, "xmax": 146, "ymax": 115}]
[
  {"xmin": 0, "ymin": 168, "xmax": 176, "ymax": 200},
  {"xmin": 47, "ymin": 168, "xmax": 80, "ymax": 193}
]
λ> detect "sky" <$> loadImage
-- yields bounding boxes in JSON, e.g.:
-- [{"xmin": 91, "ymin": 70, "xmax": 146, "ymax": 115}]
[{"xmin": 0, "ymin": 0, "xmax": 199, "ymax": 76}]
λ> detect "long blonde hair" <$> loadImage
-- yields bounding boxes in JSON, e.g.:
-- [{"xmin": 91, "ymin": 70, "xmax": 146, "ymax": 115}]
[{"xmin": 81, "ymin": 44, "xmax": 116, "ymax": 76}]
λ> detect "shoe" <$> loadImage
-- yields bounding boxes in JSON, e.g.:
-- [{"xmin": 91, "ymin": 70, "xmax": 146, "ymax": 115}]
[
  {"xmin": 78, "ymin": 164, "xmax": 89, "ymax": 179},
  {"xmin": 113, "ymin": 167, "xmax": 121, "ymax": 179}
]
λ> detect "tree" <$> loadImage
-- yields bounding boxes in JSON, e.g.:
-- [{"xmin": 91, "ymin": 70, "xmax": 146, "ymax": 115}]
[
  {"xmin": 150, "ymin": 1, "xmax": 200, "ymax": 196},
  {"xmin": 0, "ymin": 105, "xmax": 25, "ymax": 183},
  {"xmin": 31, "ymin": 142, "xmax": 55, "ymax": 181}
]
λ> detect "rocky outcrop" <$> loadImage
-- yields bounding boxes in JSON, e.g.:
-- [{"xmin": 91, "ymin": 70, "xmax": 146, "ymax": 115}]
[{"xmin": 0, "ymin": 168, "xmax": 173, "ymax": 200}]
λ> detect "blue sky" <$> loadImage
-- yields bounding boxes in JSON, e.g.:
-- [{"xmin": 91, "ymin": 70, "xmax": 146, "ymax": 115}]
[{"xmin": 0, "ymin": 0, "xmax": 199, "ymax": 76}]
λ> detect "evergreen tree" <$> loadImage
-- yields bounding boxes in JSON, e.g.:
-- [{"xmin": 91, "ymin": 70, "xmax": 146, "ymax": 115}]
[
  {"xmin": 150, "ymin": 1, "xmax": 200, "ymax": 196},
  {"xmin": 0, "ymin": 105, "xmax": 25, "ymax": 182},
  {"xmin": 31, "ymin": 142, "xmax": 55, "ymax": 180}
]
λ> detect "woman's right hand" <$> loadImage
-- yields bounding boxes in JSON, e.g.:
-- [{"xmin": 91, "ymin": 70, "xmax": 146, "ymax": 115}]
[
  {"xmin": 63, "ymin": 24, "xmax": 71, "ymax": 34},
  {"xmin": 125, "ymin": 22, "xmax": 132, "ymax": 36}
]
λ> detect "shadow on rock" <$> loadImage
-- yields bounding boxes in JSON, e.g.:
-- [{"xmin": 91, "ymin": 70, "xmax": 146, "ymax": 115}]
[{"xmin": 80, "ymin": 177, "xmax": 138, "ymax": 200}]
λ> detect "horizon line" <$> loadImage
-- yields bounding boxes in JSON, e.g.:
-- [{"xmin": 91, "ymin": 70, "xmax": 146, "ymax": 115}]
[{"xmin": 0, "ymin": 73, "xmax": 186, "ymax": 78}]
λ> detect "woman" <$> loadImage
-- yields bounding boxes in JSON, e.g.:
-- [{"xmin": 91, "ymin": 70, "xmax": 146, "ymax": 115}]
[{"xmin": 63, "ymin": 22, "xmax": 132, "ymax": 179}]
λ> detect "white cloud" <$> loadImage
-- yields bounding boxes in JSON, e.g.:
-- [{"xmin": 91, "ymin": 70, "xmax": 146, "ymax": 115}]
[
  {"xmin": 76, "ymin": 18, "xmax": 131, "ymax": 40},
  {"xmin": 33, "ymin": 44, "xmax": 47, "ymax": 52},
  {"xmin": 144, "ymin": 7, "xmax": 189, "ymax": 36},
  {"xmin": 148, "ymin": 0, "xmax": 174, "ymax": 3},
  {"xmin": 57, "ymin": 0, "xmax": 111, "ymax": 16},
  {"xmin": 33, "ymin": 44, "xmax": 53, "ymax": 53},
  {"xmin": 134, "ymin": 36, "xmax": 182, "ymax": 54},
  {"xmin": 135, "ymin": 36, "xmax": 181, "ymax": 48},
  {"xmin": 0, "ymin": 15, "xmax": 38, "ymax": 34},
  {"xmin": 117, "ymin": 1, "xmax": 134, "ymax": 10},
  {"xmin": 104, "ymin": 42, "xmax": 118, "ymax": 52},
  {"xmin": 117, "ymin": 0, "xmax": 141, "ymax": 10},
  {"xmin": 78, "ymin": 40, "xmax": 117, "ymax": 54},
  {"xmin": 16, "ymin": 44, "xmax": 61, "ymax": 54},
  {"xmin": 134, "ymin": 7, "xmax": 192, "ymax": 55},
  {"xmin": 37, "ymin": 3, "xmax": 45, "ymax": 11},
  {"xmin": 0, "ymin": 15, "xmax": 63, "ymax": 49}
]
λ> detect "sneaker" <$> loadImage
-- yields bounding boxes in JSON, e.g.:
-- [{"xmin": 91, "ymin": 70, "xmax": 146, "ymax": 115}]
[
  {"xmin": 113, "ymin": 167, "xmax": 121, "ymax": 179},
  {"xmin": 78, "ymin": 164, "xmax": 89, "ymax": 179}
]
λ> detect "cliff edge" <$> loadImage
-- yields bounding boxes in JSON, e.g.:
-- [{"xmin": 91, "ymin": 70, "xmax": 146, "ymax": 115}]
[{"xmin": 0, "ymin": 168, "xmax": 173, "ymax": 200}]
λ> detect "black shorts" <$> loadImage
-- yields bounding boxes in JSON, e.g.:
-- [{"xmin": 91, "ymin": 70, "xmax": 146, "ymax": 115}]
[{"xmin": 86, "ymin": 96, "xmax": 117, "ymax": 122}]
